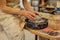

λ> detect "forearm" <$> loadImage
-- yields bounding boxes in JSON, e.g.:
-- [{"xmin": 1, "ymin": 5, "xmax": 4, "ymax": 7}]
[
  {"xmin": 22, "ymin": 0, "xmax": 33, "ymax": 11},
  {"xmin": 1, "ymin": 6, "xmax": 21, "ymax": 15}
]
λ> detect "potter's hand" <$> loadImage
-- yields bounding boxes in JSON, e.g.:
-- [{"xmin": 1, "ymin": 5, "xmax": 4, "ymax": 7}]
[
  {"xmin": 29, "ymin": 10, "xmax": 40, "ymax": 16},
  {"xmin": 19, "ymin": 10, "xmax": 36, "ymax": 21},
  {"xmin": 34, "ymin": 11, "xmax": 42, "ymax": 17}
]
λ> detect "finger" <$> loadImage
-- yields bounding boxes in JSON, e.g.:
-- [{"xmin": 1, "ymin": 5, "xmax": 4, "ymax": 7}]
[
  {"xmin": 27, "ymin": 14, "xmax": 35, "ymax": 21},
  {"xmin": 28, "ymin": 12, "xmax": 35, "ymax": 17},
  {"xmin": 35, "ymin": 12, "xmax": 39, "ymax": 15},
  {"xmin": 35, "ymin": 12, "xmax": 42, "ymax": 17}
]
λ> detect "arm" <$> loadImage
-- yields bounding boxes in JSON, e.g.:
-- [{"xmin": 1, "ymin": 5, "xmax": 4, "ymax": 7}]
[
  {"xmin": 22, "ymin": 0, "xmax": 33, "ymax": 12},
  {"xmin": 0, "ymin": 0, "xmax": 35, "ymax": 21},
  {"xmin": 0, "ymin": 0, "xmax": 21, "ymax": 15},
  {"xmin": 22, "ymin": 0, "xmax": 47, "ymax": 11}
]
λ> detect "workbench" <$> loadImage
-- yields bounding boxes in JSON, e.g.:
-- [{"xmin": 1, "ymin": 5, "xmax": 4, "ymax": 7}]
[{"xmin": 25, "ymin": 27, "xmax": 60, "ymax": 40}]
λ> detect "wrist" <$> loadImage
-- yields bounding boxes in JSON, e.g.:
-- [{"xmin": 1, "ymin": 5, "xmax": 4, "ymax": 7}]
[
  {"xmin": 15, "ymin": 9, "xmax": 24, "ymax": 16},
  {"xmin": 18, "ymin": 9, "xmax": 26, "ymax": 16}
]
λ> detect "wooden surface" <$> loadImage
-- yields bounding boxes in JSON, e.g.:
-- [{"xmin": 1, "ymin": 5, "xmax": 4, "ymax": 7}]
[{"xmin": 25, "ymin": 27, "xmax": 60, "ymax": 40}]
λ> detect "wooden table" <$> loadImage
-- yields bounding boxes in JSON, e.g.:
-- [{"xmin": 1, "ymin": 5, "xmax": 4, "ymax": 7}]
[{"xmin": 25, "ymin": 27, "xmax": 60, "ymax": 40}]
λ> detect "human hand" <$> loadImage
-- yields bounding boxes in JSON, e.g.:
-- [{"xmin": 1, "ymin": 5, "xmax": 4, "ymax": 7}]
[{"xmin": 19, "ymin": 10, "xmax": 36, "ymax": 21}]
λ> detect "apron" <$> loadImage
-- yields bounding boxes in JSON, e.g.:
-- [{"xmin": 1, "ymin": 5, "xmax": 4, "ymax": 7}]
[{"xmin": 0, "ymin": 0, "xmax": 25, "ymax": 40}]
